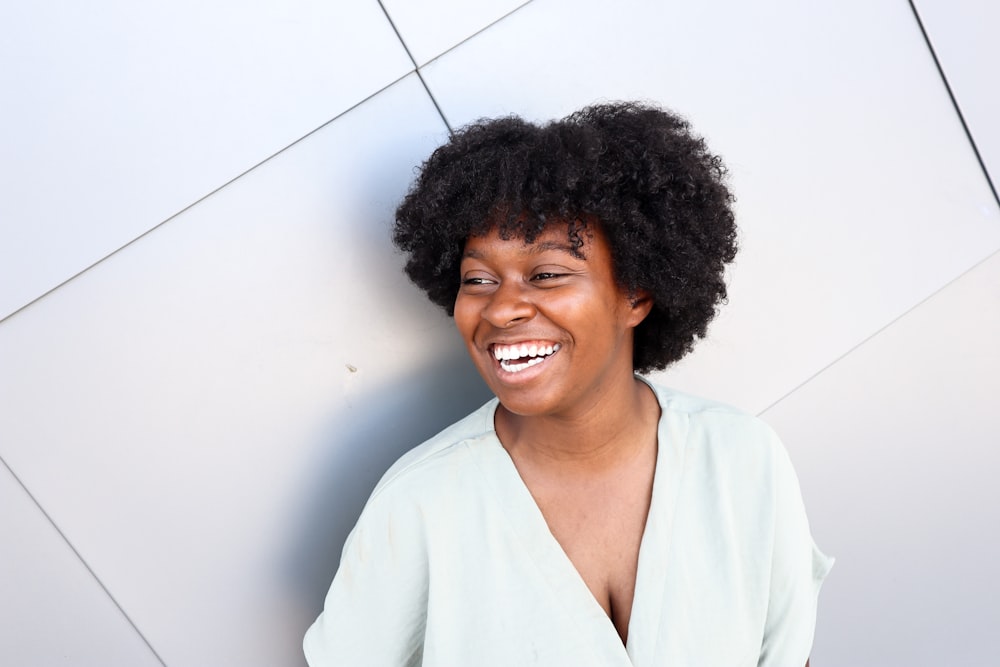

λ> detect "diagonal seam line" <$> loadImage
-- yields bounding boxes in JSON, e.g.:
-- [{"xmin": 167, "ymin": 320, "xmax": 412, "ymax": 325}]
[
  {"xmin": 376, "ymin": 0, "xmax": 453, "ymax": 133},
  {"xmin": 0, "ymin": 70, "xmax": 414, "ymax": 327},
  {"xmin": 414, "ymin": 69, "xmax": 454, "ymax": 135},
  {"xmin": 0, "ymin": 455, "xmax": 167, "ymax": 666},
  {"xmin": 764, "ymin": 3, "xmax": 1000, "ymax": 417},
  {"xmin": 907, "ymin": 0, "xmax": 1000, "ymax": 209},
  {"xmin": 418, "ymin": 0, "xmax": 536, "ymax": 69},
  {"xmin": 758, "ymin": 245, "xmax": 1000, "ymax": 417},
  {"xmin": 378, "ymin": 0, "xmax": 539, "ymax": 133}
]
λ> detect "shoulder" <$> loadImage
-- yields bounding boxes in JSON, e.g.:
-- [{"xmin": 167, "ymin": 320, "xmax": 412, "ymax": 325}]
[
  {"xmin": 338, "ymin": 398, "xmax": 501, "ymax": 565},
  {"xmin": 366, "ymin": 397, "xmax": 500, "ymax": 503},
  {"xmin": 640, "ymin": 377, "xmax": 797, "ymax": 505},
  {"xmin": 643, "ymin": 377, "xmax": 782, "ymax": 452}
]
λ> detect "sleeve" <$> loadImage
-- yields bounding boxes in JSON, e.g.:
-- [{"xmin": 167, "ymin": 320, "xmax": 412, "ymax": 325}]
[
  {"xmin": 303, "ymin": 488, "xmax": 429, "ymax": 667},
  {"xmin": 757, "ymin": 441, "xmax": 834, "ymax": 667}
]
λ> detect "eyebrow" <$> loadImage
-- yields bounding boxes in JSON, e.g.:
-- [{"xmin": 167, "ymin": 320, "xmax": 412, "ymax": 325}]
[
  {"xmin": 530, "ymin": 241, "xmax": 579, "ymax": 255},
  {"xmin": 463, "ymin": 241, "xmax": 583, "ymax": 259}
]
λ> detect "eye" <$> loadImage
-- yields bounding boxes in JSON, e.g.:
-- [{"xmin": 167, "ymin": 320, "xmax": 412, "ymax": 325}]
[
  {"xmin": 531, "ymin": 272, "xmax": 563, "ymax": 281},
  {"xmin": 461, "ymin": 277, "xmax": 495, "ymax": 286}
]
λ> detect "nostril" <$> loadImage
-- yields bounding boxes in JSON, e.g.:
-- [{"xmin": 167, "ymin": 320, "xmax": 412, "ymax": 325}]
[{"xmin": 482, "ymin": 289, "xmax": 535, "ymax": 327}]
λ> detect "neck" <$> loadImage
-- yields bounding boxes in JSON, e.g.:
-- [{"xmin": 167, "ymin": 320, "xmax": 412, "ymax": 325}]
[{"xmin": 496, "ymin": 375, "xmax": 659, "ymax": 471}]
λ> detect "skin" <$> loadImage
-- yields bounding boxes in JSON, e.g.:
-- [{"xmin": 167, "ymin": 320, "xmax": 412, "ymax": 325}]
[{"xmin": 455, "ymin": 221, "xmax": 658, "ymax": 643}]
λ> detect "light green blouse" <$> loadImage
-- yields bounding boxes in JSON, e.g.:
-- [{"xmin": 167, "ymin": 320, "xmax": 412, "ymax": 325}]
[{"xmin": 304, "ymin": 380, "xmax": 832, "ymax": 666}]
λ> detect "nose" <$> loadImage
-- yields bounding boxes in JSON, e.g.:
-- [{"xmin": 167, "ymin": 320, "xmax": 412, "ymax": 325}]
[{"xmin": 482, "ymin": 280, "xmax": 536, "ymax": 328}]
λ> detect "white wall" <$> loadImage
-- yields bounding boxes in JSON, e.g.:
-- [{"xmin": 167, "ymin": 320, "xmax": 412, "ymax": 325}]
[{"xmin": 1, "ymin": 1, "xmax": 996, "ymax": 665}]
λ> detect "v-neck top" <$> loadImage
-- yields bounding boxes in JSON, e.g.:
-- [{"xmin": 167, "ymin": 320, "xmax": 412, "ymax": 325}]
[{"xmin": 304, "ymin": 380, "xmax": 832, "ymax": 666}]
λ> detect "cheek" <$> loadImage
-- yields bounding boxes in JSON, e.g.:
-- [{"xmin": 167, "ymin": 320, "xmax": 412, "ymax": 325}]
[
  {"xmin": 553, "ymin": 288, "xmax": 620, "ymax": 326},
  {"xmin": 453, "ymin": 297, "xmax": 478, "ymax": 342}
]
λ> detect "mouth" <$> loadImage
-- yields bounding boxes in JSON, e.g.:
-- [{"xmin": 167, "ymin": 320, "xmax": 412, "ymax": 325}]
[{"xmin": 490, "ymin": 342, "xmax": 561, "ymax": 374}]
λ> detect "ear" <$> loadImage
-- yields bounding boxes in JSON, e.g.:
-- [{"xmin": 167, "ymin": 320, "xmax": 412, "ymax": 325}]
[{"xmin": 625, "ymin": 289, "xmax": 653, "ymax": 328}]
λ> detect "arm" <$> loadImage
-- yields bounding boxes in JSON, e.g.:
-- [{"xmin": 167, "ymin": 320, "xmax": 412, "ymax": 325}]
[
  {"xmin": 757, "ymin": 444, "xmax": 833, "ymax": 666},
  {"xmin": 303, "ymin": 491, "xmax": 429, "ymax": 666}
]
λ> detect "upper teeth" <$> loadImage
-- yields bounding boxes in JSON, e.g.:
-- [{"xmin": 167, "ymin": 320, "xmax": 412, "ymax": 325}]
[{"xmin": 492, "ymin": 343, "xmax": 560, "ymax": 361}]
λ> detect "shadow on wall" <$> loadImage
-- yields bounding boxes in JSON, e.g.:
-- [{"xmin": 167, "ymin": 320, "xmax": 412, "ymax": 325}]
[{"xmin": 287, "ymin": 348, "xmax": 493, "ymax": 616}]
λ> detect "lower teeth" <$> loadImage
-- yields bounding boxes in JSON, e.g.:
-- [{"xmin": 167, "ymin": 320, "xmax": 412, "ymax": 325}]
[{"xmin": 501, "ymin": 356, "xmax": 547, "ymax": 373}]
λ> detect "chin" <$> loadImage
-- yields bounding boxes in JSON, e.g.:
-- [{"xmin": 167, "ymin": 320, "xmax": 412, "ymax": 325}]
[{"xmin": 489, "ymin": 382, "xmax": 572, "ymax": 420}]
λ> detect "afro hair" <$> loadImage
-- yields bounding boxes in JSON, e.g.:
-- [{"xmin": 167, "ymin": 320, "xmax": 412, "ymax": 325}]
[{"xmin": 392, "ymin": 101, "xmax": 737, "ymax": 373}]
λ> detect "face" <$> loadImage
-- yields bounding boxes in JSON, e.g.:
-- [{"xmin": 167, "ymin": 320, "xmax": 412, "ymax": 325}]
[{"xmin": 455, "ymin": 222, "xmax": 651, "ymax": 420}]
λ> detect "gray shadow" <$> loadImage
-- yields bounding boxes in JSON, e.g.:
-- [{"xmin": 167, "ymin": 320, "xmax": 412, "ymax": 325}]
[{"xmin": 286, "ymin": 347, "xmax": 492, "ymax": 617}]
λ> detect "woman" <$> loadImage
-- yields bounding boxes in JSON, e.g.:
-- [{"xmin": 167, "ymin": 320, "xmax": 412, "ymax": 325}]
[{"xmin": 304, "ymin": 102, "xmax": 831, "ymax": 665}]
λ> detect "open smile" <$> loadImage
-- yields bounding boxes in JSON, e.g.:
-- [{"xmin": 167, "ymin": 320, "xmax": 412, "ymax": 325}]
[{"xmin": 491, "ymin": 342, "xmax": 562, "ymax": 374}]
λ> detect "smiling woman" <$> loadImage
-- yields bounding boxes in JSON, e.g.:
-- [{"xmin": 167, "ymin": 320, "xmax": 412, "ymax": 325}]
[{"xmin": 304, "ymin": 103, "xmax": 831, "ymax": 666}]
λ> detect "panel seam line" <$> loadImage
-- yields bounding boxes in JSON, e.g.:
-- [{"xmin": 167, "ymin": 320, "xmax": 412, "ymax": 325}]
[
  {"xmin": 376, "ymin": 0, "xmax": 453, "ymax": 133},
  {"xmin": 418, "ymin": 0, "xmax": 536, "ymax": 70},
  {"xmin": 0, "ymin": 455, "xmax": 168, "ymax": 666},
  {"xmin": 0, "ymin": 71, "xmax": 413, "ymax": 326},
  {"xmin": 906, "ymin": 0, "xmax": 1000, "ymax": 208},
  {"xmin": 758, "ymin": 245, "xmax": 1000, "ymax": 417}
]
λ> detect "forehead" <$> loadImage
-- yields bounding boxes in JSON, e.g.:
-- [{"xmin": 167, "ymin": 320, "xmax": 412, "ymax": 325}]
[{"xmin": 463, "ymin": 221, "xmax": 602, "ymax": 259}]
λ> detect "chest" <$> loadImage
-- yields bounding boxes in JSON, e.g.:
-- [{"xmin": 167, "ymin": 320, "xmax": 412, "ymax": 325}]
[
  {"xmin": 524, "ymin": 461, "xmax": 655, "ymax": 641},
  {"xmin": 418, "ymin": 432, "xmax": 776, "ymax": 665}
]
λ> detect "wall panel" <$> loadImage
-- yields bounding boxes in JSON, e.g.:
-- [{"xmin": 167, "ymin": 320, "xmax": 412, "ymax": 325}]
[
  {"xmin": 0, "ymin": 463, "xmax": 161, "ymax": 666},
  {"xmin": 381, "ymin": 0, "xmax": 529, "ymax": 65},
  {"xmin": 763, "ymin": 251, "xmax": 1000, "ymax": 665},
  {"xmin": 913, "ymin": 0, "xmax": 1000, "ymax": 190},
  {"xmin": 0, "ymin": 0, "xmax": 412, "ymax": 319}
]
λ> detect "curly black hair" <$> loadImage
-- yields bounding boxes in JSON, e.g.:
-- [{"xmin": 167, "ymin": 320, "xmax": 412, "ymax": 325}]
[{"xmin": 392, "ymin": 101, "xmax": 737, "ymax": 373}]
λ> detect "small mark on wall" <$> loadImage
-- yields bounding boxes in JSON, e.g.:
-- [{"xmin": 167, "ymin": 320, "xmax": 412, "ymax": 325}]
[{"xmin": 346, "ymin": 364, "xmax": 357, "ymax": 373}]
